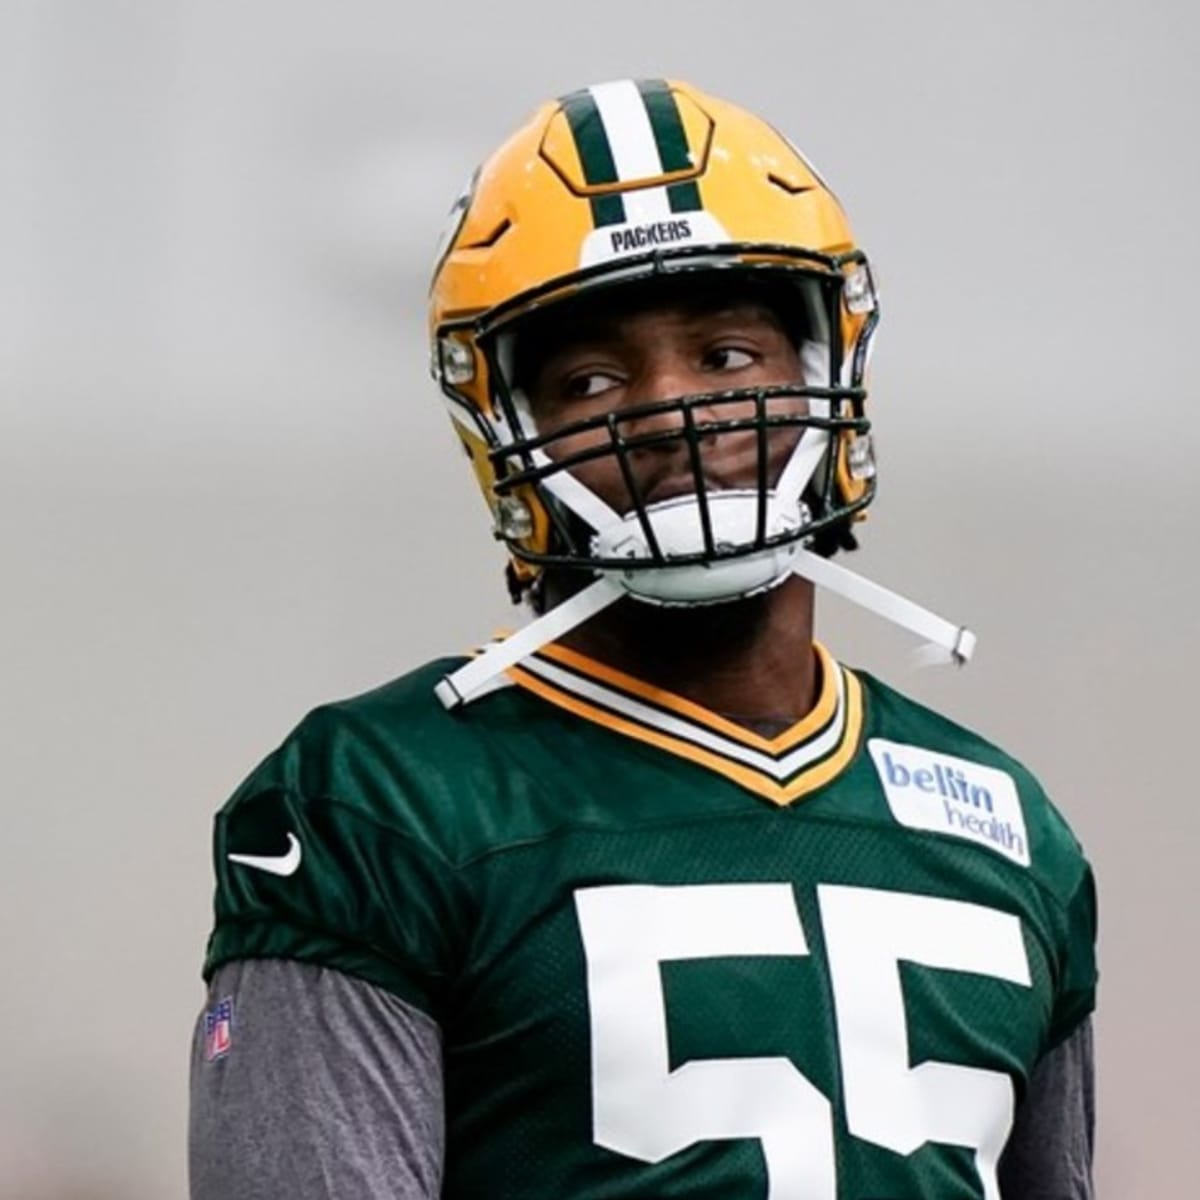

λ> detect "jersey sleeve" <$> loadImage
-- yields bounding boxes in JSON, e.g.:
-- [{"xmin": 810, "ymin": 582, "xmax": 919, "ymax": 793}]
[
  {"xmin": 203, "ymin": 705, "xmax": 472, "ymax": 1019},
  {"xmin": 1048, "ymin": 860, "xmax": 1099, "ymax": 1048}
]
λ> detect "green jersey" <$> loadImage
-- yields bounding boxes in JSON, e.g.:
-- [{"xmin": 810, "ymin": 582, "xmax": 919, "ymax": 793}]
[{"xmin": 205, "ymin": 641, "xmax": 1096, "ymax": 1200}]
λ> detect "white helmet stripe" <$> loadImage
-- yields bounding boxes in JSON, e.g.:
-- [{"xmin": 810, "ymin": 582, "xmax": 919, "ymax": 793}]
[
  {"xmin": 589, "ymin": 80, "xmax": 665, "ymax": 181},
  {"xmin": 589, "ymin": 80, "xmax": 673, "ymax": 223}
]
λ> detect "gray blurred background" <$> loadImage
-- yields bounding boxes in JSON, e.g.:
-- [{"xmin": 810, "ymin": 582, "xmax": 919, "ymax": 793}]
[{"xmin": 2, "ymin": 1, "xmax": 1196, "ymax": 1195}]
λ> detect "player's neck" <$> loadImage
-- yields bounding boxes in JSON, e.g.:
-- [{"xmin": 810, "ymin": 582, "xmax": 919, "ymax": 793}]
[{"xmin": 546, "ymin": 574, "xmax": 820, "ymax": 728}]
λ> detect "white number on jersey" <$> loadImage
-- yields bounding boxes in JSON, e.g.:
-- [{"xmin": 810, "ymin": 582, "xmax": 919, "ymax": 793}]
[{"xmin": 574, "ymin": 882, "xmax": 1031, "ymax": 1200}]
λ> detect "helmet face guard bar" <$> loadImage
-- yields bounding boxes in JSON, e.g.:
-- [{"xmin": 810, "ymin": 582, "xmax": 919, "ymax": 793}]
[
  {"xmin": 486, "ymin": 384, "xmax": 873, "ymax": 572},
  {"xmin": 434, "ymin": 242, "xmax": 879, "ymax": 581}
]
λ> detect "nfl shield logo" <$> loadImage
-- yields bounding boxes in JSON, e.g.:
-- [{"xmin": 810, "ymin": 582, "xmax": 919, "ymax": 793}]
[{"xmin": 204, "ymin": 997, "xmax": 233, "ymax": 1062}]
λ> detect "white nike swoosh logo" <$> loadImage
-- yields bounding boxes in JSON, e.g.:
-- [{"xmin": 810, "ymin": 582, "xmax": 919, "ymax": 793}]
[{"xmin": 227, "ymin": 832, "xmax": 302, "ymax": 877}]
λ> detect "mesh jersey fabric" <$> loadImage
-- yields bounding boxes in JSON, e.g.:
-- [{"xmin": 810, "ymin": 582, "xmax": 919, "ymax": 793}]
[{"xmin": 203, "ymin": 647, "xmax": 1097, "ymax": 1200}]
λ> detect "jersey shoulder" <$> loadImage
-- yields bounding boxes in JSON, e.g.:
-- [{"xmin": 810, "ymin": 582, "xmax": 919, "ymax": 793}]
[
  {"xmin": 220, "ymin": 655, "xmax": 542, "ymax": 863},
  {"xmin": 854, "ymin": 668, "xmax": 1092, "ymax": 902},
  {"xmin": 206, "ymin": 657, "xmax": 542, "ymax": 1003}
]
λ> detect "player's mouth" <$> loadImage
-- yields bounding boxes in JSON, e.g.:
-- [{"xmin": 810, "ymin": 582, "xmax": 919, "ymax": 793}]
[
  {"xmin": 635, "ymin": 471, "xmax": 731, "ymax": 510},
  {"xmin": 627, "ymin": 426, "xmax": 805, "ymax": 513}
]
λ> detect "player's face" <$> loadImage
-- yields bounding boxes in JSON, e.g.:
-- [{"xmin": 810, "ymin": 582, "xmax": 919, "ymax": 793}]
[{"xmin": 523, "ymin": 294, "xmax": 807, "ymax": 514}]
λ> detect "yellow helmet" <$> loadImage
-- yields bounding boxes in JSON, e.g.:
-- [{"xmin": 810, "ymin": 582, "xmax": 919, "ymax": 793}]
[{"xmin": 429, "ymin": 78, "xmax": 879, "ymax": 606}]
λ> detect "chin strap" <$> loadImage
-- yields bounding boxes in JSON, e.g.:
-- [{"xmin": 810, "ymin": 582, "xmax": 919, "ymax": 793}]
[
  {"xmin": 789, "ymin": 548, "xmax": 976, "ymax": 666},
  {"xmin": 435, "ymin": 551, "xmax": 976, "ymax": 711},
  {"xmin": 435, "ymin": 577, "xmax": 624, "ymax": 710}
]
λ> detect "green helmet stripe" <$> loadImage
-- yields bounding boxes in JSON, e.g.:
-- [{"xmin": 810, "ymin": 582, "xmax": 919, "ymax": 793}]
[
  {"xmin": 639, "ymin": 80, "xmax": 703, "ymax": 216},
  {"xmin": 559, "ymin": 88, "xmax": 627, "ymax": 228},
  {"xmin": 560, "ymin": 82, "xmax": 704, "ymax": 227},
  {"xmin": 667, "ymin": 180, "xmax": 702, "ymax": 213},
  {"xmin": 637, "ymin": 78, "xmax": 693, "ymax": 173}
]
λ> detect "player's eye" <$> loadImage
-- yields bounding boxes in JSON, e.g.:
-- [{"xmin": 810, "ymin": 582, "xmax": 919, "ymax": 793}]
[
  {"xmin": 562, "ymin": 370, "xmax": 622, "ymax": 400},
  {"xmin": 703, "ymin": 346, "xmax": 756, "ymax": 372}
]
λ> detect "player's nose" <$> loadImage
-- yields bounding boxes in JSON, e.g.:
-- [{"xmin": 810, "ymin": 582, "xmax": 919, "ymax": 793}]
[{"xmin": 619, "ymin": 365, "xmax": 714, "ymax": 448}]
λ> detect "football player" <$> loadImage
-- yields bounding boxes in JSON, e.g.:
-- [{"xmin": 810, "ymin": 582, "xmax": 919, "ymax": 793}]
[{"xmin": 191, "ymin": 79, "xmax": 1096, "ymax": 1199}]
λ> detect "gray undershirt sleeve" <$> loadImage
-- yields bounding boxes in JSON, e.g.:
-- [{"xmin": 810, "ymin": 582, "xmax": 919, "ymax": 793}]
[
  {"xmin": 999, "ymin": 1017, "xmax": 1096, "ymax": 1200},
  {"xmin": 190, "ymin": 961, "xmax": 1094, "ymax": 1199},
  {"xmin": 189, "ymin": 958, "xmax": 444, "ymax": 1200}
]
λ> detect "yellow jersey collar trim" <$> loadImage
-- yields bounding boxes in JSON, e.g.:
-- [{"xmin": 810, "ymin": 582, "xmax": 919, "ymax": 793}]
[
  {"xmin": 530, "ymin": 640, "xmax": 840, "ymax": 752},
  {"xmin": 504, "ymin": 639, "xmax": 864, "ymax": 806}
]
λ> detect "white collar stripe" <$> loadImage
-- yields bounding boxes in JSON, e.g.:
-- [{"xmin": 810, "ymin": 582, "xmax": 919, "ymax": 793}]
[{"xmin": 516, "ymin": 652, "xmax": 848, "ymax": 781}]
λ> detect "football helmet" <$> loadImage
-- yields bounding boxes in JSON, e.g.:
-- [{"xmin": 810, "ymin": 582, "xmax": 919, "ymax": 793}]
[
  {"xmin": 428, "ymin": 80, "xmax": 972, "ymax": 707},
  {"xmin": 430, "ymin": 78, "xmax": 877, "ymax": 608}
]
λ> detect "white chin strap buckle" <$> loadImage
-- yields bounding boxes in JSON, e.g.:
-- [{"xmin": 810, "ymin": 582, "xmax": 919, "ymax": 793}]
[
  {"xmin": 434, "ymin": 548, "xmax": 976, "ymax": 711},
  {"xmin": 434, "ymin": 577, "xmax": 624, "ymax": 709},
  {"xmin": 789, "ymin": 548, "xmax": 976, "ymax": 667}
]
